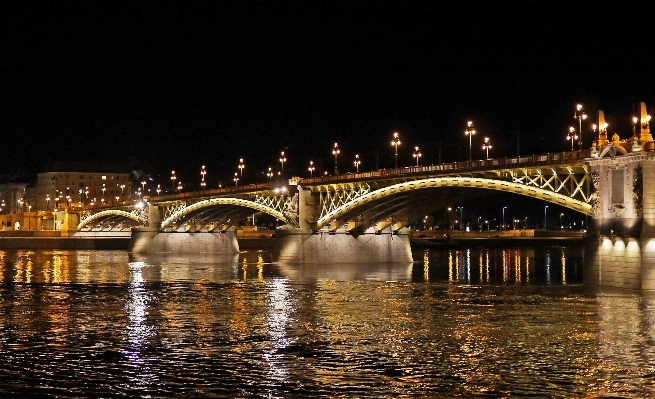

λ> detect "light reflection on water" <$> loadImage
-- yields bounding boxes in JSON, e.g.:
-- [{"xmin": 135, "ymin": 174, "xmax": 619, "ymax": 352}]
[{"xmin": 0, "ymin": 247, "xmax": 653, "ymax": 398}]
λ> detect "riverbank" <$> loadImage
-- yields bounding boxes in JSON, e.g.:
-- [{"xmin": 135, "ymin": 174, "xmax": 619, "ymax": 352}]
[{"xmin": 409, "ymin": 229, "xmax": 586, "ymax": 248}]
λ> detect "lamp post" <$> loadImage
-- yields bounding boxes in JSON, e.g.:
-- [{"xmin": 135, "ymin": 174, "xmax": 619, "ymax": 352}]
[
  {"xmin": 101, "ymin": 184, "xmax": 106, "ymax": 201},
  {"xmin": 353, "ymin": 154, "xmax": 360, "ymax": 172},
  {"xmin": 457, "ymin": 206, "xmax": 463, "ymax": 231},
  {"xmin": 267, "ymin": 167, "xmax": 273, "ymax": 183},
  {"xmin": 156, "ymin": 184, "xmax": 161, "ymax": 196},
  {"xmin": 238, "ymin": 158, "xmax": 245, "ymax": 179},
  {"xmin": 46, "ymin": 195, "xmax": 50, "ymax": 211},
  {"xmin": 308, "ymin": 161, "xmax": 315, "ymax": 177},
  {"xmin": 391, "ymin": 132, "xmax": 401, "ymax": 168},
  {"xmin": 502, "ymin": 206, "xmax": 507, "ymax": 231},
  {"xmin": 465, "ymin": 121, "xmax": 476, "ymax": 161},
  {"xmin": 279, "ymin": 151, "xmax": 286, "ymax": 174},
  {"xmin": 234, "ymin": 172, "xmax": 239, "ymax": 187},
  {"xmin": 560, "ymin": 213, "xmax": 564, "ymax": 230},
  {"xmin": 574, "ymin": 104, "xmax": 587, "ymax": 149},
  {"xmin": 177, "ymin": 181, "xmax": 183, "ymax": 193},
  {"xmin": 482, "ymin": 137, "xmax": 492, "ymax": 159},
  {"xmin": 413, "ymin": 146, "xmax": 421, "ymax": 166},
  {"xmin": 201, "ymin": 165, "xmax": 207, "ymax": 188},
  {"xmin": 141, "ymin": 180, "xmax": 146, "ymax": 195},
  {"xmin": 332, "ymin": 142, "xmax": 340, "ymax": 175},
  {"xmin": 171, "ymin": 171, "xmax": 176, "ymax": 192},
  {"xmin": 544, "ymin": 205, "xmax": 548, "ymax": 230},
  {"xmin": 567, "ymin": 127, "xmax": 578, "ymax": 150}
]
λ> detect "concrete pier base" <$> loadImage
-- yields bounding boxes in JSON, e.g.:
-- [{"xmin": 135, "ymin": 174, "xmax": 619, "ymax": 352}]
[
  {"xmin": 129, "ymin": 228, "xmax": 240, "ymax": 254},
  {"xmin": 585, "ymin": 234, "xmax": 655, "ymax": 291},
  {"xmin": 273, "ymin": 229, "xmax": 413, "ymax": 264}
]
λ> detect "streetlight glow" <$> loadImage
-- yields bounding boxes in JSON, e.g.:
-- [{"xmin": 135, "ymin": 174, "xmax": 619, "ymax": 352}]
[
  {"xmin": 567, "ymin": 126, "xmax": 579, "ymax": 150},
  {"xmin": 413, "ymin": 146, "xmax": 421, "ymax": 166},
  {"xmin": 482, "ymin": 137, "xmax": 492, "ymax": 159},
  {"xmin": 332, "ymin": 143, "xmax": 340, "ymax": 175},
  {"xmin": 465, "ymin": 121, "xmax": 476, "ymax": 161},
  {"xmin": 308, "ymin": 161, "xmax": 315, "ymax": 177},
  {"xmin": 574, "ymin": 103, "xmax": 587, "ymax": 149},
  {"xmin": 391, "ymin": 132, "xmax": 401, "ymax": 168},
  {"xmin": 353, "ymin": 154, "xmax": 360, "ymax": 172}
]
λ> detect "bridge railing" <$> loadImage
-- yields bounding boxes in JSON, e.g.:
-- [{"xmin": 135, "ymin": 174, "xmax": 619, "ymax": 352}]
[{"xmin": 300, "ymin": 149, "xmax": 592, "ymax": 185}]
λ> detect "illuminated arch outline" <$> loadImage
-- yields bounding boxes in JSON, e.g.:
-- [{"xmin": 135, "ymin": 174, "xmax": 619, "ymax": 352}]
[
  {"xmin": 77, "ymin": 209, "xmax": 145, "ymax": 229},
  {"xmin": 315, "ymin": 177, "xmax": 592, "ymax": 230},
  {"xmin": 159, "ymin": 197, "xmax": 287, "ymax": 230}
]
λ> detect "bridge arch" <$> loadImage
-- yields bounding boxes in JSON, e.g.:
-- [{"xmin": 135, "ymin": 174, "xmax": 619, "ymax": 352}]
[
  {"xmin": 78, "ymin": 209, "xmax": 145, "ymax": 230},
  {"xmin": 315, "ymin": 176, "xmax": 592, "ymax": 230},
  {"xmin": 160, "ymin": 197, "xmax": 287, "ymax": 230}
]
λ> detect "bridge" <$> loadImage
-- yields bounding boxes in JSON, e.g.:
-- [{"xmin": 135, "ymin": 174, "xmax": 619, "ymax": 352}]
[
  {"xmin": 63, "ymin": 103, "xmax": 655, "ymax": 290},
  {"xmin": 77, "ymin": 149, "xmax": 594, "ymax": 235}
]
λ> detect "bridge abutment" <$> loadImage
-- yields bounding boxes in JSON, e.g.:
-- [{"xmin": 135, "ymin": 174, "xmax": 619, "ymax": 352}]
[
  {"xmin": 273, "ymin": 228, "xmax": 413, "ymax": 264},
  {"xmin": 585, "ymin": 153, "xmax": 655, "ymax": 290}
]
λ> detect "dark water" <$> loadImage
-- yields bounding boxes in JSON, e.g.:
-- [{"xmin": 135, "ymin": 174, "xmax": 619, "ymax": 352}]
[{"xmin": 0, "ymin": 246, "xmax": 654, "ymax": 398}]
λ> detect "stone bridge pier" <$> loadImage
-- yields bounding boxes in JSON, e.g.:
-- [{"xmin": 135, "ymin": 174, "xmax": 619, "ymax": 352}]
[
  {"xmin": 585, "ymin": 153, "xmax": 655, "ymax": 291},
  {"xmin": 273, "ymin": 185, "xmax": 414, "ymax": 263}
]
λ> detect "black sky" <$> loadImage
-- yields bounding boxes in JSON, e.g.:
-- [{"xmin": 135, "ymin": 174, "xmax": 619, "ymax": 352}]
[{"xmin": 2, "ymin": 0, "xmax": 654, "ymax": 185}]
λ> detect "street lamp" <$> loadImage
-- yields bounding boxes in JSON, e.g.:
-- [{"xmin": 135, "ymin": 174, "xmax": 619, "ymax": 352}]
[
  {"xmin": 465, "ymin": 121, "xmax": 476, "ymax": 162},
  {"xmin": 391, "ymin": 132, "xmax": 401, "ymax": 168},
  {"xmin": 457, "ymin": 206, "xmax": 463, "ymax": 231},
  {"xmin": 353, "ymin": 155, "xmax": 360, "ymax": 172},
  {"xmin": 120, "ymin": 185, "xmax": 125, "ymax": 194},
  {"xmin": 171, "ymin": 171, "xmax": 176, "ymax": 192},
  {"xmin": 567, "ymin": 127, "xmax": 578, "ymax": 150},
  {"xmin": 560, "ymin": 213, "xmax": 564, "ymax": 230},
  {"xmin": 502, "ymin": 206, "xmax": 507, "ymax": 231},
  {"xmin": 332, "ymin": 142, "xmax": 340, "ymax": 175},
  {"xmin": 156, "ymin": 184, "xmax": 161, "ymax": 195},
  {"xmin": 238, "ymin": 158, "xmax": 245, "ymax": 179},
  {"xmin": 201, "ymin": 165, "xmax": 207, "ymax": 188},
  {"xmin": 267, "ymin": 167, "xmax": 273, "ymax": 183},
  {"xmin": 46, "ymin": 195, "xmax": 50, "ymax": 211},
  {"xmin": 234, "ymin": 172, "xmax": 239, "ymax": 187},
  {"xmin": 279, "ymin": 151, "xmax": 286, "ymax": 174},
  {"xmin": 177, "ymin": 181, "xmax": 183, "ymax": 193},
  {"xmin": 102, "ymin": 184, "xmax": 106, "ymax": 199},
  {"xmin": 413, "ymin": 146, "xmax": 421, "ymax": 166},
  {"xmin": 482, "ymin": 137, "xmax": 492, "ymax": 159},
  {"xmin": 141, "ymin": 180, "xmax": 146, "ymax": 194},
  {"xmin": 574, "ymin": 103, "xmax": 587, "ymax": 149},
  {"xmin": 308, "ymin": 161, "xmax": 315, "ymax": 177},
  {"xmin": 544, "ymin": 205, "xmax": 549, "ymax": 230}
]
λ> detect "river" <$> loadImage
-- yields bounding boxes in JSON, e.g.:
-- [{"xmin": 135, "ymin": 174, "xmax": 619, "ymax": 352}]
[{"xmin": 0, "ymin": 245, "xmax": 653, "ymax": 398}]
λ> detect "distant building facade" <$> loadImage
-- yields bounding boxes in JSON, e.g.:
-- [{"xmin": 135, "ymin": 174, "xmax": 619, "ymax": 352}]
[{"xmin": 35, "ymin": 162, "xmax": 133, "ymax": 211}]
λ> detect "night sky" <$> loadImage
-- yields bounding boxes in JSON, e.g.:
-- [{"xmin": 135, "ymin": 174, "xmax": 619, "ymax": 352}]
[{"xmin": 2, "ymin": 0, "xmax": 654, "ymax": 186}]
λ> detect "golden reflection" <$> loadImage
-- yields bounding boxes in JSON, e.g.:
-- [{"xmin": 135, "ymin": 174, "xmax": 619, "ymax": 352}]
[
  {"xmin": 479, "ymin": 252, "xmax": 483, "ymax": 282},
  {"xmin": 485, "ymin": 251, "xmax": 490, "ymax": 282},
  {"xmin": 455, "ymin": 250, "xmax": 460, "ymax": 280},
  {"xmin": 561, "ymin": 250, "xmax": 566, "ymax": 284},
  {"xmin": 242, "ymin": 257, "xmax": 248, "ymax": 280},
  {"xmin": 465, "ymin": 249, "xmax": 471, "ymax": 282},
  {"xmin": 448, "ymin": 250, "xmax": 453, "ymax": 281},
  {"xmin": 423, "ymin": 251, "xmax": 429, "ymax": 281},
  {"xmin": 502, "ymin": 250, "xmax": 507, "ymax": 282},
  {"xmin": 525, "ymin": 257, "xmax": 530, "ymax": 282},
  {"xmin": 515, "ymin": 250, "xmax": 521, "ymax": 283},
  {"xmin": 257, "ymin": 254, "xmax": 265, "ymax": 281}
]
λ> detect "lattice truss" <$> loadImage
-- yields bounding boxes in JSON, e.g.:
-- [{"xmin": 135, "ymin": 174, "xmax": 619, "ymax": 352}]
[
  {"xmin": 318, "ymin": 182, "xmax": 371, "ymax": 219},
  {"xmin": 509, "ymin": 166, "xmax": 591, "ymax": 203},
  {"xmin": 161, "ymin": 202, "xmax": 187, "ymax": 220},
  {"xmin": 78, "ymin": 206, "xmax": 148, "ymax": 230},
  {"xmin": 253, "ymin": 194, "xmax": 289, "ymax": 214}
]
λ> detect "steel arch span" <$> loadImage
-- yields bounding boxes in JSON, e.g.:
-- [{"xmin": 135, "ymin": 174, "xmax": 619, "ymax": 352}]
[
  {"xmin": 159, "ymin": 197, "xmax": 287, "ymax": 230},
  {"xmin": 314, "ymin": 176, "xmax": 592, "ymax": 230},
  {"xmin": 78, "ymin": 209, "xmax": 146, "ymax": 230}
]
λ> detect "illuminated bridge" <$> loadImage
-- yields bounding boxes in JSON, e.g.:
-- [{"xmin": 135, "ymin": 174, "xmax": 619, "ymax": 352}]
[{"xmin": 78, "ymin": 150, "xmax": 595, "ymax": 235}]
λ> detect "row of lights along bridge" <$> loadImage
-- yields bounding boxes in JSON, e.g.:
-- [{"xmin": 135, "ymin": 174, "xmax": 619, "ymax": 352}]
[{"xmin": 151, "ymin": 103, "xmax": 646, "ymax": 193}]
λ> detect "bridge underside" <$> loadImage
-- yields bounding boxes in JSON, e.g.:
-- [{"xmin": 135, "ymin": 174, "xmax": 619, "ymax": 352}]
[
  {"xmin": 314, "ymin": 177, "xmax": 592, "ymax": 234},
  {"xmin": 161, "ymin": 204, "xmax": 264, "ymax": 232}
]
